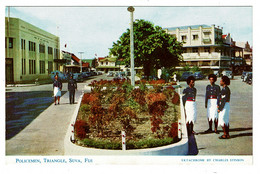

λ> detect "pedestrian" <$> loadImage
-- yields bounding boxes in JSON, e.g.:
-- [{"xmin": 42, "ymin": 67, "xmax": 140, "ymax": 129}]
[
  {"xmin": 218, "ymin": 76, "xmax": 231, "ymax": 139},
  {"xmin": 173, "ymin": 73, "xmax": 177, "ymax": 82},
  {"xmin": 183, "ymin": 76, "xmax": 197, "ymax": 136},
  {"xmin": 68, "ymin": 74, "xmax": 77, "ymax": 104},
  {"xmin": 205, "ymin": 74, "xmax": 221, "ymax": 134},
  {"xmin": 53, "ymin": 75, "xmax": 62, "ymax": 105}
]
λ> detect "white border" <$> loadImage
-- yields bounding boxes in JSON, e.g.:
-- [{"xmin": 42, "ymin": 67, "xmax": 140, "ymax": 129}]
[{"xmin": 1, "ymin": 1, "xmax": 259, "ymax": 174}]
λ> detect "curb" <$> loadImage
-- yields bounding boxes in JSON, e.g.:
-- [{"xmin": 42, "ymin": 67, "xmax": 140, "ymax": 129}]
[{"xmin": 64, "ymin": 84, "xmax": 189, "ymax": 155}]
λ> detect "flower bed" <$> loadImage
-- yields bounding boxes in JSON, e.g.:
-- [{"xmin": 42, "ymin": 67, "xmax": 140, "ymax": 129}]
[{"xmin": 74, "ymin": 79, "xmax": 181, "ymax": 150}]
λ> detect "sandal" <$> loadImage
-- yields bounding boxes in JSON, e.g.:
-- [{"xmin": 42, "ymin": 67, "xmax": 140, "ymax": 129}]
[
  {"xmin": 205, "ymin": 129, "xmax": 213, "ymax": 133},
  {"xmin": 218, "ymin": 135, "xmax": 227, "ymax": 139},
  {"xmin": 214, "ymin": 130, "xmax": 220, "ymax": 134}
]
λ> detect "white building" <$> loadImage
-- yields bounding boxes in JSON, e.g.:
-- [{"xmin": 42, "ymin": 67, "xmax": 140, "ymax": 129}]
[{"xmin": 165, "ymin": 24, "xmax": 243, "ymax": 71}]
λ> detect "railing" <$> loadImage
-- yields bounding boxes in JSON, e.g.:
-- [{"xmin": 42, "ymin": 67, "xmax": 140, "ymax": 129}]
[{"xmin": 182, "ymin": 52, "xmax": 221, "ymax": 59}]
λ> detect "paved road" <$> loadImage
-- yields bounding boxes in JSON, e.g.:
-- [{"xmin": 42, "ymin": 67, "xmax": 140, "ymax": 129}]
[
  {"xmin": 5, "ymin": 75, "xmax": 107, "ymax": 155},
  {"xmin": 180, "ymin": 76, "xmax": 252, "ymax": 155}
]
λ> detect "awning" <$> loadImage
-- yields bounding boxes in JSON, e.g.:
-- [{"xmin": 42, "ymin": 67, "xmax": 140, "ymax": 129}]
[{"xmin": 54, "ymin": 59, "xmax": 68, "ymax": 63}]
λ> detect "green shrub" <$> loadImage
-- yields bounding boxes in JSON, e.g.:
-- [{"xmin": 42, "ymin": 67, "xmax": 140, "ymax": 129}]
[
  {"xmin": 80, "ymin": 104, "xmax": 91, "ymax": 112},
  {"xmin": 82, "ymin": 138, "xmax": 121, "ymax": 150},
  {"xmin": 81, "ymin": 137, "xmax": 177, "ymax": 150}
]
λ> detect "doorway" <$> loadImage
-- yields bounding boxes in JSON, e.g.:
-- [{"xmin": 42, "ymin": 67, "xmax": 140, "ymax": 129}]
[{"xmin": 6, "ymin": 58, "xmax": 14, "ymax": 84}]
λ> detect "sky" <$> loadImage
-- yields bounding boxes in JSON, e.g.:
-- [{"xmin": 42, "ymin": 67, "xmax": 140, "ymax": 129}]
[{"xmin": 5, "ymin": 6, "xmax": 252, "ymax": 59}]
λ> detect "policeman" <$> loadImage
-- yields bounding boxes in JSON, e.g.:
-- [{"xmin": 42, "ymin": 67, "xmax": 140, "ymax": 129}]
[
  {"xmin": 205, "ymin": 74, "xmax": 221, "ymax": 134},
  {"xmin": 218, "ymin": 76, "xmax": 231, "ymax": 139},
  {"xmin": 68, "ymin": 74, "xmax": 77, "ymax": 104},
  {"xmin": 183, "ymin": 76, "xmax": 197, "ymax": 136}
]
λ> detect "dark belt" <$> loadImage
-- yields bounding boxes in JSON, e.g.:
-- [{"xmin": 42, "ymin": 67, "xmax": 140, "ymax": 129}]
[{"xmin": 209, "ymin": 95, "xmax": 217, "ymax": 99}]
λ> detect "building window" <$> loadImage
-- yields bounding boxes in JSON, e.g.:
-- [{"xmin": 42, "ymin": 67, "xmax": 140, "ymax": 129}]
[
  {"xmin": 48, "ymin": 61, "xmax": 53, "ymax": 74},
  {"xmin": 48, "ymin": 47, "xmax": 53, "ymax": 55},
  {"xmin": 106, "ymin": 62, "xmax": 108, "ymax": 65},
  {"xmin": 101, "ymin": 62, "xmax": 103, "ymax": 65},
  {"xmin": 29, "ymin": 60, "xmax": 36, "ymax": 74},
  {"xmin": 21, "ymin": 39, "xmax": 26, "ymax": 50},
  {"xmin": 40, "ymin": 60, "xmax": 45, "ymax": 74},
  {"xmin": 54, "ymin": 48, "xmax": 59, "ymax": 59},
  {"xmin": 192, "ymin": 47, "xmax": 198, "ymax": 53},
  {"xmin": 22, "ymin": 58, "xmax": 26, "ymax": 75},
  {"xmin": 183, "ymin": 48, "xmax": 187, "ymax": 53},
  {"xmin": 204, "ymin": 47, "xmax": 210, "ymax": 53},
  {"xmin": 181, "ymin": 35, "xmax": 187, "ymax": 42},
  {"xmin": 29, "ymin": 41, "xmax": 36, "ymax": 51},
  {"xmin": 39, "ymin": 44, "xmax": 45, "ymax": 53},
  {"xmin": 192, "ymin": 35, "xmax": 199, "ymax": 40},
  {"xmin": 5, "ymin": 37, "xmax": 7, "ymax": 48},
  {"xmin": 9, "ymin": 38, "xmax": 13, "ymax": 48},
  {"xmin": 204, "ymin": 32, "xmax": 211, "ymax": 37}
]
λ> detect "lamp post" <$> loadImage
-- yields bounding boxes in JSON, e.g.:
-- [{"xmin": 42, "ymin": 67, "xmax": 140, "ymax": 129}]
[
  {"xmin": 78, "ymin": 52, "xmax": 84, "ymax": 73},
  {"xmin": 127, "ymin": 6, "xmax": 135, "ymax": 87}
]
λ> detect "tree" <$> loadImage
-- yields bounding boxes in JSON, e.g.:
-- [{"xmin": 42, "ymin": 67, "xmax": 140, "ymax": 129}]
[{"xmin": 109, "ymin": 19, "xmax": 183, "ymax": 79}]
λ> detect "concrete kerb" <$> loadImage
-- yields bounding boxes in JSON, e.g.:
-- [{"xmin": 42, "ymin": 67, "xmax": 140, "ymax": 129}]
[{"xmin": 64, "ymin": 84, "xmax": 189, "ymax": 155}]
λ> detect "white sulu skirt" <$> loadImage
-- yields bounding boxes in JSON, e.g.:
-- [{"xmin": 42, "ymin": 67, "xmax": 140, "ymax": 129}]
[
  {"xmin": 218, "ymin": 102, "xmax": 230, "ymax": 127},
  {"xmin": 207, "ymin": 99, "xmax": 218, "ymax": 121},
  {"xmin": 53, "ymin": 87, "xmax": 61, "ymax": 97},
  {"xmin": 185, "ymin": 101, "xmax": 197, "ymax": 124}
]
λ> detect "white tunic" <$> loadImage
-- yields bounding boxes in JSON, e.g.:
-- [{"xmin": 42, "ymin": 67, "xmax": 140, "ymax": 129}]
[
  {"xmin": 207, "ymin": 99, "xmax": 218, "ymax": 121},
  {"xmin": 218, "ymin": 102, "xmax": 230, "ymax": 127},
  {"xmin": 53, "ymin": 87, "xmax": 61, "ymax": 97},
  {"xmin": 185, "ymin": 101, "xmax": 197, "ymax": 124}
]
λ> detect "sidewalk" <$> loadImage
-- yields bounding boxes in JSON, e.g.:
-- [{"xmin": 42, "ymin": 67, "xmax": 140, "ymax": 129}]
[{"xmin": 6, "ymin": 89, "xmax": 83, "ymax": 155}]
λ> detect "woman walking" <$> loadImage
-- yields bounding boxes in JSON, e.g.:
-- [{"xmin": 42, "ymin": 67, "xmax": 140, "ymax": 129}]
[
  {"xmin": 205, "ymin": 74, "xmax": 221, "ymax": 134},
  {"xmin": 183, "ymin": 76, "xmax": 197, "ymax": 136},
  {"xmin": 218, "ymin": 76, "xmax": 231, "ymax": 139},
  {"xmin": 53, "ymin": 75, "xmax": 62, "ymax": 105}
]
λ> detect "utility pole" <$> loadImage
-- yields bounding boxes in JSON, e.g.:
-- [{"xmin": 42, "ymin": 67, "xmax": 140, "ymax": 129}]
[
  {"xmin": 127, "ymin": 6, "xmax": 135, "ymax": 87},
  {"xmin": 78, "ymin": 52, "xmax": 84, "ymax": 73}
]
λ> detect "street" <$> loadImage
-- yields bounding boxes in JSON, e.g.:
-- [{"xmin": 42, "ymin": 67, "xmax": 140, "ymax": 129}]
[
  {"xmin": 5, "ymin": 74, "xmax": 252, "ymax": 155},
  {"xmin": 179, "ymin": 76, "xmax": 252, "ymax": 155},
  {"xmin": 5, "ymin": 74, "xmax": 108, "ymax": 140}
]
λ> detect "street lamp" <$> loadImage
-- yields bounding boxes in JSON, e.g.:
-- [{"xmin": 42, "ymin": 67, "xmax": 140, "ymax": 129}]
[
  {"xmin": 78, "ymin": 52, "xmax": 84, "ymax": 73},
  {"xmin": 127, "ymin": 6, "xmax": 135, "ymax": 87}
]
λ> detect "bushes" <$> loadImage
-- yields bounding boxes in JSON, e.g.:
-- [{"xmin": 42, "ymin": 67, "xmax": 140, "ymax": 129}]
[
  {"xmin": 75, "ymin": 79, "xmax": 181, "ymax": 149},
  {"xmin": 81, "ymin": 137, "xmax": 177, "ymax": 150},
  {"xmin": 127, "ymin": 137, "xmax": 175, "ymax": 149},
  {"xmin": 74, "ymin": 119, "xmax": 90, "ymax": 139}
]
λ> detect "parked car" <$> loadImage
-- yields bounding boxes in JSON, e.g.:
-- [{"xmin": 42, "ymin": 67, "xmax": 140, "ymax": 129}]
[
  {"xmin": 246, "ymin": 72, "xmax": 252, "ymax": 85},
  {"xmin": 244, "ymin": 72, "xmax": 252, "ymax": 83},
  {"xmin": 193, "ymin": 72, "xmax": 205, "ymax": 80},
  {"xmin": 72, "ymin": 73, "xmax": 83, "ymax": 82},
  {"xmin": 90, "ymin": 71, "xmax": 97, "ymax": 76},
  {"xmin": 221, "ymin": 70, "xmax": 233, "ymax": 79},
  {"xmin": 241, "ymin": 71, "xmax": 250, "ymax": 82},
  {"xmin": 50, "ymin": 70, "xmax": 66, "ymax": 81},
  {"xmin": 107, "ymin": 71, "xmax": 114, "ymax": 77},
  {"xmin": 81, "ymin": 72, "xmax": 91, "ymax": 79},
  {"xmin": 213, "ymin": 70, "xmax": 220, "ymax": 77},
  {"xmin": 180, "ymin": 72, "xmax": 193, "ymax": 81},
  {"xmin": 97, "ymin": 71, "xmax": 103, "ymax": 75}
]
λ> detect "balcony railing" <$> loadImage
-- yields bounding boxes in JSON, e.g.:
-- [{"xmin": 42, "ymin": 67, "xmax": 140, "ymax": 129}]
[{"xmin": 182, "ymin": 52, "xmax": 222, "ymax": 59}]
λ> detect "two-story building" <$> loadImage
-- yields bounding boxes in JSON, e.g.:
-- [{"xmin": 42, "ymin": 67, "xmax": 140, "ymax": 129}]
[
  {"xmin": 164, "ymin": 24, "xmax": 243, "ymax": 72},
  {"xmin": 61, "ymin": 50, "xmax": 90, "ymax": 73},
  {"xmin": 235, "ymin": 41, "xmax": 253, "ymax": 66},
  {"xmin": 96, "ymin": 57, "xmax": 120, "ymax": 73},
  {"xmin": 5, "ymin": 17, "xmax": 63, "ymax": 84}
]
